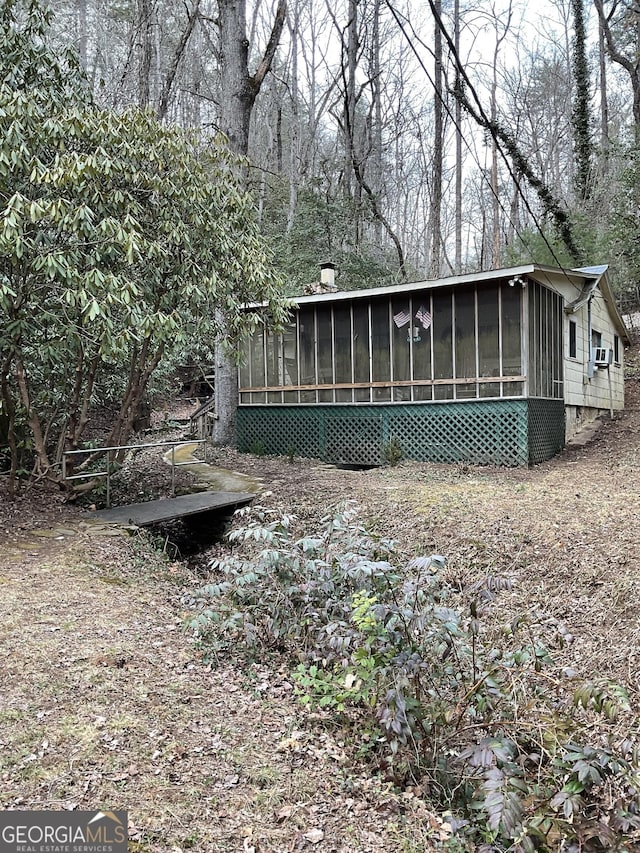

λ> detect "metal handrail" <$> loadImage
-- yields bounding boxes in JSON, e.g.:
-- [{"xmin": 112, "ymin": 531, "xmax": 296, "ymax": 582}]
[{"xmin": 62, "ymin": 439, "xmax": 208, "ymax": 508}]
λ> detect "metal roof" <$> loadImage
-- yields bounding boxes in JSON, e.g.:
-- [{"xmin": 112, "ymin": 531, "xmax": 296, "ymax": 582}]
[
  {"xmin": 248, "ymin": 263, "xmax": 630, "ymax": 344},
  {"xmin": 288, "ymin": 263, "xmax": 604, "ymax": 307}
]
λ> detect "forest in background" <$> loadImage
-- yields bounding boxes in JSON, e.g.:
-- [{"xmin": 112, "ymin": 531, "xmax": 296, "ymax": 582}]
[
  {"xmin": 4, "ymin": 0, "xmax": 640, "ymax": 485},
  {"xmin": 47, "ymin": 0, "xmax": 640, "ymax": 295}
]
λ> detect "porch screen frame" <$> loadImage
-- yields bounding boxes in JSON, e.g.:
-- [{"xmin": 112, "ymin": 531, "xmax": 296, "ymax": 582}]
[{"xmin": 239, "ymin": 281, "xmax": 527, "ymax": 404}]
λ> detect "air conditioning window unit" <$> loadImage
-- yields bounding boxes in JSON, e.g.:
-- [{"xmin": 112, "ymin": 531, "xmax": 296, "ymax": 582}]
[{"xmin": 592, "ymin": 347, "xmax": 613, "ymax": 366}]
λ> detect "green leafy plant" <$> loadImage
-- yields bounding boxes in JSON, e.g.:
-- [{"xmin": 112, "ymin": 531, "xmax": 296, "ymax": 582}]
[
  {"xmin": 382, "ymin": 437, "xmax": 404, "ymax": 466},
  {"xmin": 0, "ymin": 0, "xmax": 289, "ymax": 487},
  {"xmin": 191, "ymin": 505, "xmax": 640, "ymax": 850}
]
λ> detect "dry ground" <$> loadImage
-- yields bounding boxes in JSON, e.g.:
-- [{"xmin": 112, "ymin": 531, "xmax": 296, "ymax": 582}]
[{"xmin": 1, "ymin": 373, "xmax": 640, "ymax": 852}]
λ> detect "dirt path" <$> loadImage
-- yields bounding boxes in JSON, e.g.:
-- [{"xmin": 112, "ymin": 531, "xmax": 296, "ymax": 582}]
[{"xmin": 1, "ymin": 377, "xmax": 639, "ymax": 851}]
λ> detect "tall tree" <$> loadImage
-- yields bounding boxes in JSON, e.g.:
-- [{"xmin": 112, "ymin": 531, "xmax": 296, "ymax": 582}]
[
  {"xmin": 157, "ymin": 0, "xmax": 202, "ymax": 121},
  {"xmin": 343, "ymin": 0, "xmax": 359, "ymax": 209},
  {"xmin": 212, "ymin": 0, "xmax": 287, "ymax": 446},
  {"xmin": 76, "ymin": 0, "xmax": 88, "ymax": 68},
  {"xmin": 368, "ymin": 0, "xmax": 384, "ymax": 247},
  {"xmin": 597, "ymin": 5, "xmax": 610, "ymax": 172},
  {"xmin": 286, "ymin": 2, "xmax": 300, "ymax": 234},
  {"xmin": 453, "ymin": 0, "xmax": 462, "ymax": 273},
  {"xmin": 481, "ymin": 3, "xmax": 513, "ymax": 268},
  {"xmin": 137, "ymin": 0, "xmax": 154, "ymax": 108},
  {"xmin": 329, "ymin": 0, "xmax": 407, "ymax": 276},
  {"xmin": 217, "ymin": 0, "xmax": 286, "ymax": 155},
  {"xmin": 425, "ymin": 0, "xmax": 581, "ymax": 261},
  {"xmin": 430, "ymin": 0, "xmax": 443, "ymax": 276},
  {"xmin": 571, "ymin": 0, "xmax": 593, "ymax": 200},
  {"xmin": 594, "ymin": 0, "xmax": 640, "ymax": 144}
]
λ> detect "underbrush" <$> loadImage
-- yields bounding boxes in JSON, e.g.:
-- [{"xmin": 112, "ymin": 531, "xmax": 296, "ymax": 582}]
[{"xmin": 189, "ymin": 504, "xmax": 640, "ymax": 851}]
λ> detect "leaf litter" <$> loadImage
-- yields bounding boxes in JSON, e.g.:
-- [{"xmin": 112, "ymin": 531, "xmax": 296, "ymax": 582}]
[{"xmin": 1, "ymin": 360, "xmax": 639, "ymax": 851}]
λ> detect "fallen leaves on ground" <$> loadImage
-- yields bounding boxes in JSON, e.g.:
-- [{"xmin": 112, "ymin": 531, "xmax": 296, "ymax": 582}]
[{"xmin": 1, "ymin": 368, "xmax": 639, "ymax": 851}]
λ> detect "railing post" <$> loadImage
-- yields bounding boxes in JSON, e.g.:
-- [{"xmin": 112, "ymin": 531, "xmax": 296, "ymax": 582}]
[{"xmin": 60, "ymin": 440, "xmax": 212, "ymax": 506}]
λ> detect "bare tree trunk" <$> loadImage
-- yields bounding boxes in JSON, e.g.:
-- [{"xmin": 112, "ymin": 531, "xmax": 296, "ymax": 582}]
[
  {"xmin": 76, "ymin": 0, "xmax": 88, "ymax": 69},
  {"xmin": 506, "ymin": 169, "xmax": 521, "ymax": 247},
  {"xmin": 594, "ymin": 0, "xmax": 640, "ymax": 145},
  {"xmin": 454, "ymin": 0, "xmax": 462, "ymax": 273},
  {"xmin": 1, "ymin": 359, "xmax": 18, "ymax": 496},
  {"xmin": 217, "ymin": 0, "xmax": 252, "ymax": 153},
  {"xmin": 138, "ymin": 0, "xmax": 154, "ymax": 108},
  {"xmin": 213, "ymin": 0, "xmax": 287, "ymax": 447},
  {"xmin": 490, "ymin": 85, "xmax": 500, "ymax": 267},
  {"xmin": 14, "ymin": 357, "xmax": 51, "ymax": 477},
  {"xmin": 430, "ymin": 0, "xmax": 443, "ymax": 277},
  {"xmin": 488, "ymin": 7, "xmax": 512, "ymax": 268},
  {"xmin": 287, "ymin": 4, "xmax": 299, "ymax": 234},
  {"xmin": 297, "ymin": 2, "xmax": 337, "ymax": 182},
  {"xmin": 597, "ymin": 7, "xmax": 610, "ymax": 173},
  {"xmin": 370, "ymin": 0, "xmax": 384, "ymax": 247},
  {"xmin": 157, "ymin": 0, "xmax": 202, "ymax": 121},
  {"xmin": 343, "ymin": 0, "xmax": 358, "ymax": 204}
]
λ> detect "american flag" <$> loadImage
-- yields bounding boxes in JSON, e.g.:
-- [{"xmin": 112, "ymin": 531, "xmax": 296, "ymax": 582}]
[
  {"xmin": 393, "ymin": 309, "xmax": 411, "ymax": 328},
  {"xmin": 416, "ymin": 305, "xmax": 432, "ymax": 330}
]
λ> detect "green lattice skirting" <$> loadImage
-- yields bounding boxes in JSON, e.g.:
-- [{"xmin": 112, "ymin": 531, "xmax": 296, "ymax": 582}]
[{"xmin": 236, "ymin": 399, "xmax": 565, "ymax": 467}]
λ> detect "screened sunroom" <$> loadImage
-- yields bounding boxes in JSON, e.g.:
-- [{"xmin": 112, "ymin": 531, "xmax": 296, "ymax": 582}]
[{"xmin": 236, "ymin": 264, "xmax": 626, "ymax": 466}]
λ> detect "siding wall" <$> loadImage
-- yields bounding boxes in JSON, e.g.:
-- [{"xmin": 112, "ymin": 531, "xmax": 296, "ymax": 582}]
[{"xmin": 557, "ymin": 287, "xmax": 624, "ymax": 412}]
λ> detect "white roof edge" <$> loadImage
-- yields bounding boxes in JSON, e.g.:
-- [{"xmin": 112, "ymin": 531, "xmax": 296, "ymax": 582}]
[
  {"xmin": 572, "ymin": 264, "xmax": 609, "ymax": 276},
  {"xmin": 247, "ymin": 262, "xmax": 631, "ymax": 343},
  {"xmin": 286, "ymin": 263, "xmax": 613, "ymax": 307},
  {"xmin": 559, "ymin": 264, "xmax": 629, "ymax": 343}
]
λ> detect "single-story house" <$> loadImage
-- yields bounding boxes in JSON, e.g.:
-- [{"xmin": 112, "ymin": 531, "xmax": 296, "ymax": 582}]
[{"xmin": 235, "ymin": 263, "xmax": 630, "ymax": 466}]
